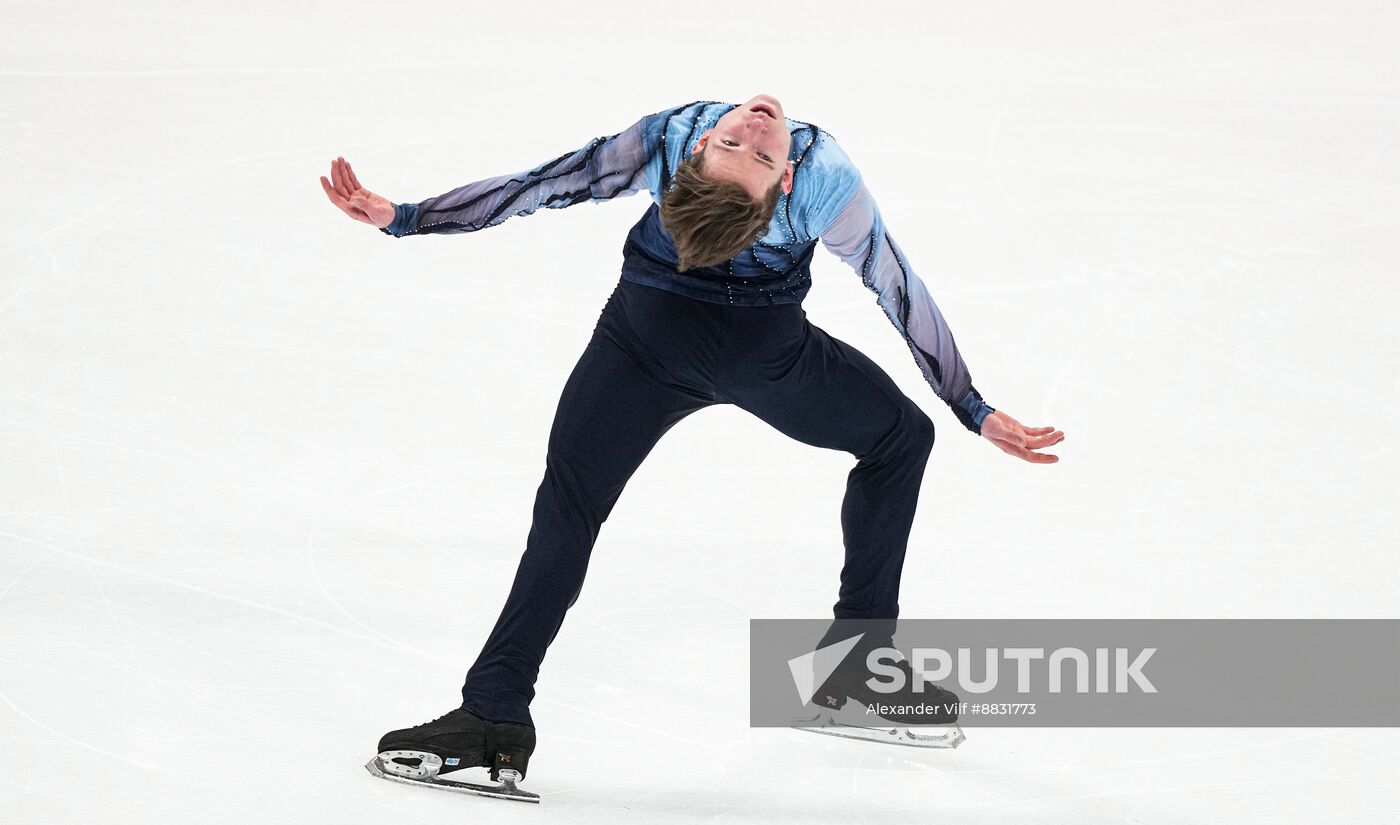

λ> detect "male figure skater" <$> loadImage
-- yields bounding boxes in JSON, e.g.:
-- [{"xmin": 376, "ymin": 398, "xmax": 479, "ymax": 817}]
[{"xmin": 321, "ymin": 95, "xmax": 1064, "ymax": 795}]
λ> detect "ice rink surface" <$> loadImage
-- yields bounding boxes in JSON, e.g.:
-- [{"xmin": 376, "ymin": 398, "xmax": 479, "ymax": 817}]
[{"xmin": 2, "ymin": 1, "xmax": 1398, "ymax": 822}]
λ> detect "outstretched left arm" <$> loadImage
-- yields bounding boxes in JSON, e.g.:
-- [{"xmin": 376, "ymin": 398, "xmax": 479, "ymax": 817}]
[
  {"xmin": 819, "ymin": 182, "xmax": 993, "ymax": 433},
  {"xmin": 819, "ymin": 181, "xmax": 1064, "ymax": 459}
]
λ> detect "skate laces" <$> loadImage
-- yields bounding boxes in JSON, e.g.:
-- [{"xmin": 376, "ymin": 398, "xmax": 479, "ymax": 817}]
[{"xmin": 419, "ymin": 707, "xmax": 465, "ymax": 727}]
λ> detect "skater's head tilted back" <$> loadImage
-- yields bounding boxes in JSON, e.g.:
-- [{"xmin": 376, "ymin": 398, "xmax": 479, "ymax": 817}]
[{"xmin": 660, "ymin": 94, "xmax": 795, "ymax": 271}]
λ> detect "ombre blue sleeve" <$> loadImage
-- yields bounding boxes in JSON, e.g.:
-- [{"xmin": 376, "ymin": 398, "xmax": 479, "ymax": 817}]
[
  {"xmin": 379, "ymin": 115, "xmax": 652, "ymax": 238},
  {"xmin": 818, "ymin": 182, "xmax": 995, "ymax": 434}
]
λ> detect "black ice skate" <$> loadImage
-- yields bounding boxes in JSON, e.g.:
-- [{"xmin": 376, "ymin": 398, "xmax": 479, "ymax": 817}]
[
  {"xmin": 794, "ymin": 653, "xmax": 966, "ymax": 749},
  {"xmin": 365, "ymin": 706, "xmax": 540, "ymax": 803}
]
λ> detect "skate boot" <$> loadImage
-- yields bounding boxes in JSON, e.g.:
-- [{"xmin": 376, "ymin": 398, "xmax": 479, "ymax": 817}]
[
  {"xmin": 796, "ymin": 653, "xmax": 965, "ymax": 749},
  {"xmin": 365, "ymin": 706, "xmax": 540, "ymax": 803}
]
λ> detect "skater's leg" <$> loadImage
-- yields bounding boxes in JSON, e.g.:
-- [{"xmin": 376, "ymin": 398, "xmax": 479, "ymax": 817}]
[
  {"xmin": 720, "ymin": 312, "xmax": 935, "ymax": 636},
  {"xmin": 462, "ymin": 282, "xmax": 720, "ymax": 726}
]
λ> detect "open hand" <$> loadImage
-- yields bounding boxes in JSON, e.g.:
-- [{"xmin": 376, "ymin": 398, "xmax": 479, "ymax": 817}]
[
  {"xmin": 320, "ymin": 156, "xmax": 396, "ymax": 229},
  {"xmin": 980, "ymin": 410, "xmax": 1064, "ymax": 463}
]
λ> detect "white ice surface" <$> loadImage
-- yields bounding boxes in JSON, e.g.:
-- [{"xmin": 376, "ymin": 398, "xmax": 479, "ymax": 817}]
[{"xmin": 2, "ymin": 1, "xmax": 1398, "ymax": 822}]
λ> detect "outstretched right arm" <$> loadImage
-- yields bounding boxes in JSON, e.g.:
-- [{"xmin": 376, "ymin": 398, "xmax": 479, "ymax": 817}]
[{"xmin": 375, "ymin": 115, "xmax": 653, "ymax": 238}]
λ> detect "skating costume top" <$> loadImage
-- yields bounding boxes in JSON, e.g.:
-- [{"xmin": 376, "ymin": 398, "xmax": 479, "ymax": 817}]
[{"xmin": 379, "ymin": 101, "xmax": 995, "ymax": 434}]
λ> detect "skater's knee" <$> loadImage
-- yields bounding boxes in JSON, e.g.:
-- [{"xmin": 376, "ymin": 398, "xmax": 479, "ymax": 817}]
[
  {"xmin": 858, "ymin": 402, "xmax": 935, "ymax": 461},
  {"xmin": 532, "ymin": 451, "xmax": 633, "ymax": 551},
  {"xmin": 905, "ymin": 405, "xmax": 936, "ymax": 454}
]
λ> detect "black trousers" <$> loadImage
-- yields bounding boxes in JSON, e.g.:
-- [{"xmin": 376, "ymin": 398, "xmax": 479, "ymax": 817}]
[{"xmin": 462, "ymin": 279, "xmax": 936, "ymax": 726}]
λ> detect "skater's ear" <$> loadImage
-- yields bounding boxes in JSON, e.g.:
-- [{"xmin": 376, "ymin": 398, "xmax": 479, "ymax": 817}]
[{"xmin": 692, "ymin": 129, "xmax": 712, "ymax": 156}]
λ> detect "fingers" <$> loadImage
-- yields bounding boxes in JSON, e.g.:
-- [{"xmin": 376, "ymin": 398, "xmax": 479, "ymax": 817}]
[
  {"xmin": 341, "ymin": 156, "xmax": 362, "ymax": 191},
  {"xmin": 328, "ymin": 159, "xmax": 344, "ymax": 198},
  {"xmin": 330, "ymin": 157, "xmax": 352, "ymax": 199},
  {"xmin": 987, "ymin": 432, "xmax": 1062, "ymax": 464},
  {"xmin": 1000, "ymin": 416, "xmax": 1062, "ymax": 445},
  {"xmin": 999, "ymin": 438, "xmax": 1059, "ymax": 463},
  {"xmin": 321, "ymin": 172, "xmax": 372, "ymax": 224},
  {"xmin": 1023, "ymin": 429, "xmax": 1065, "ymax": 450},
  {"xmin": 320, "ymin": 175, "xmax": 350, "ymax": 210},
  {"xmin": 1011, "ymin": 446, "xmax": 1059, "ymax": 464},
  {"xmin": 1001, "ymin": 417, "xmax": 1049, "ymax": 437},
  {"xmin": 982, "ymin": 411, "xmax": 1064, "ymax": 463}
]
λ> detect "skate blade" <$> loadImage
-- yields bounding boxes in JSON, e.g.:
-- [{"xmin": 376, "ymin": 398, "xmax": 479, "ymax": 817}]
[
  {"xmin": 366, "ymin": 751, "xmax": 540, "ymax": 804},
  {"xmin": 791, "ymin": 711, "xmax": 966, "ymax": 750}
]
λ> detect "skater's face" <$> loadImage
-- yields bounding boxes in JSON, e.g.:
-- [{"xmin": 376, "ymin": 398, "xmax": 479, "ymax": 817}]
[{"xmin": 692, "ymin": 94, "xmax": 795, "ymax": 202}]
